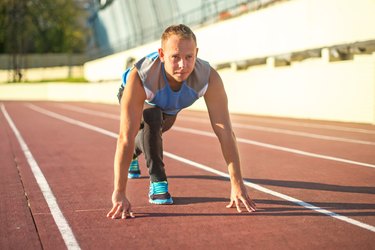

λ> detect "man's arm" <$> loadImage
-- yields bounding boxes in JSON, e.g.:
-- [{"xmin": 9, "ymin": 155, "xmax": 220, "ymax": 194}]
[
  {"xmin": 204, "ymin": 67, "xmax": 256, "ymax": 213},
  {"xmin": 107, "ymin": 68, "xmax": 146, "ymax": 219}
]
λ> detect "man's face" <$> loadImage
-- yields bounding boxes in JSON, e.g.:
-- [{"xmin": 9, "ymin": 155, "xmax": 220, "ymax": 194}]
[{"xmin": 158, "ymin": 34, "xmax": 198, "ymax": 84}]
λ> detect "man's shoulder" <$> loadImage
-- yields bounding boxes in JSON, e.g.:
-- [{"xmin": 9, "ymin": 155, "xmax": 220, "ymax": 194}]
[
  {"xmin": 136, "ymin": 52, "xmax": 159, "ymax": 66},
  {"xmin": 190, "ymin": 57, "xmax": 211, "ymax": 80},
  {"xmin": 134, "ymin": 52, "xmax": 162, "ymax": 81}
]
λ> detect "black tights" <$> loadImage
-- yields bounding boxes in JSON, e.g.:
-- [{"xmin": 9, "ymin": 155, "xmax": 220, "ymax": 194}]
[{"xmin": 134, "ymin": 104, "xmax": 176, "ymax": 182}]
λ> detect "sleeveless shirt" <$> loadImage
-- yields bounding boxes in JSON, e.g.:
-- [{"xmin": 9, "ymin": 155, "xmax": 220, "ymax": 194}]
[{"xmin": 121, "ymin": 52, "xmax": 211, "ymax": 115}]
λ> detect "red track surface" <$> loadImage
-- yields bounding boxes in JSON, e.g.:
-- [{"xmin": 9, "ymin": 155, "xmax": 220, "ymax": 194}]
[{"xmin": 1, "ymin": 101, "xmax": 374, "ymax": 249}]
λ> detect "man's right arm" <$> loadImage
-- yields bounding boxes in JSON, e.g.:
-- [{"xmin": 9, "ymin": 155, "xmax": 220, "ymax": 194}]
[{"xmin": 107, "ymin": 68, "xmax": 146, "ymax": 219}]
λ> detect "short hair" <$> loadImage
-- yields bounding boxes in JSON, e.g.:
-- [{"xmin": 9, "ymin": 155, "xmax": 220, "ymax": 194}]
[{"xmin": 161, "ymin": 24, "xmax": 197, "ymax": 48}]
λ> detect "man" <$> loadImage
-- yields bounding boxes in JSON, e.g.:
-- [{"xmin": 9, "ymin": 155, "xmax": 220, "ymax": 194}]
[{"xmin": 107, "ymin": 24, "xmax": 256, "ymax": 219}]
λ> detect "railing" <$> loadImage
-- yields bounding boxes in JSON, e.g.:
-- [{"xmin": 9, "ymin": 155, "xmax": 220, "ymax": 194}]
[{"xmin": 87, "ymin": 0, "xmax": 281, "ymax": 60}]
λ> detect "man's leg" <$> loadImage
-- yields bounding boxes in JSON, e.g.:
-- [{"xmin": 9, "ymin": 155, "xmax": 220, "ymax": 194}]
[
  {"xmin": 133, "ymin": 105, "xmax": 176, "ymax": 204},
  {"xmin": 135, "ymin": 106, "xmax": 176, "ymax": 180},
  {"xmin": 141, "ymin": 106, "xmax": 166, "ymax": 181}
]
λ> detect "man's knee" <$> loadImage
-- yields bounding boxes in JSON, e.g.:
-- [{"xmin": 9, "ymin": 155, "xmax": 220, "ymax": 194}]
[{"xmin": 143, "ymin": 108, "xmax": 163, "ymax": 128}]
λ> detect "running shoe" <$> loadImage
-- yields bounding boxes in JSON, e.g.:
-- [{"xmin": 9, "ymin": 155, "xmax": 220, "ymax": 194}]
[
  {"xmin": 128, "ymin": 158, "xmax": 141, "ymax": 179},
  {"xmin": 149, "ymin": 181, "xmax": 173, "ymax": 205}
]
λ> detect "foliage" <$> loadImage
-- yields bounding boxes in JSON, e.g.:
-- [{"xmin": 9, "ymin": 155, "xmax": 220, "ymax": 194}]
[{"xmin": 0, "ymin": 0, "xmax": 88, "ymax": 54}]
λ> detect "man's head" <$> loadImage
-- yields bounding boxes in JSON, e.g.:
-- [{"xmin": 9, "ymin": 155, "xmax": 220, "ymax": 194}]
[
  {"xmin": 158, "ymin": 24, "xmax": 198, "ymax": 84},
  {"xmin": 161, "ymin": 24, "xmax": 197, "ymax": 49}
]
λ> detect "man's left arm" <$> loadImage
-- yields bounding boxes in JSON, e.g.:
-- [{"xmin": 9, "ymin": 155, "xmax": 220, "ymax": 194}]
[{"xmin": 204, "ymin": 67, "xmax": 256, "ymax": 213}]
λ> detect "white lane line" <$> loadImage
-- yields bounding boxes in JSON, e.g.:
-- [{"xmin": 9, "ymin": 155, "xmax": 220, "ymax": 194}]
[
  {"xmin": 56, "ymin": 104, "xmax": 119, "ymax": 120},
  {"xmin": 172, "ymin": 127, "xmax": 375, "ymax": 169},
  {"xmin": 1, "ymin": 104, "xmax": 81, "ymax": 250},
  {"xmin": 57, "ymin": 103, "xmax": 375, "ymax": 145},
  {"xmin": 230, "ymin": 116, "xmax": 375, "ymax": 134},
  {"xmin": 26, "ymin": 103, "xmax": 375, "ymax": 232},
  {"xmin": 163, "ymin": 152, "xmax": 375, "ymax": 233},
  {"xmin": 179, "ymin": 117, "xmax": 375, "ymax": 146},
  {"xmin": 54, "ymin": 104, "xmax": 375, "ymax": 168}
]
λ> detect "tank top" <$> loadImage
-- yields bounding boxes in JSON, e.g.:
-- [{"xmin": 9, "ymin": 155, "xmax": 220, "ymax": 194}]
[{"xmin": 121, "ymin": 52, "xmax": 211, "ymax": 115}]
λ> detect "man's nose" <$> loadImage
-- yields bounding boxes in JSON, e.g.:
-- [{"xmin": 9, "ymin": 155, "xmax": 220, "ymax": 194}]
[{"xmin": 178, "ymin": 59, "xmax": 186, "ymax": 68}]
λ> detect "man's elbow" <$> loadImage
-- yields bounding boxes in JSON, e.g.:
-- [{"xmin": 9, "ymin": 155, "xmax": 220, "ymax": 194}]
[
  {"xmin": 117, "ymin": 133, "xmax": 134, "ymax": 148},
  {"xmin": 215, "ymin": 128, "xmax": 236, "ymax": 143}
]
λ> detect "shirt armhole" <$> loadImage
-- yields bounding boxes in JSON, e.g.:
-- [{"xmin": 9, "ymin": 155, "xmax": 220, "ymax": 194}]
[
  {"xmin": 198, "ymin": 83, "xmax": 209, "ymax": 97},
  {"xmin": 144, "ymin": 86, "xmax": 155, "ymax": 101}
]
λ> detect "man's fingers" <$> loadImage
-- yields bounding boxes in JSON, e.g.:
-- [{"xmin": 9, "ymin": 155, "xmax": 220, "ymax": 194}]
[
  {"xmin": 106, "ymin": 204, "xmax": 119, "ymax": 218},
  {"xmin": 241, "ymin": 197, "xmax": 256, "ymax": 212},
  {"xmin": 111, "ymin": 204, "xmax": 123, "ymax": 219},
  {"xmin": 123, "ymin": 203, "xmax": 135, "ymax": 219},
  {"xmin": 122, "ymin": 210, "xmax": 136, "ymax": 219},
  {"xmin": 226, "ymin": 200, "xmax": 234, "ymax": 208},
  {"xmin": 121, "ymin": 210, "xmax": 128, "ymax": 219},
  {"xmin": 226, "ymin": 197, "xmax": 257, "ymax": 213},
  {"xmin": 235, "ymin": 199, "xmax": 242, "ymax": 213}
]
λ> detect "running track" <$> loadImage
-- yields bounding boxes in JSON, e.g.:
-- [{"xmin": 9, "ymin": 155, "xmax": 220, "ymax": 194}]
[{"xmin": 1, "ymin": 101, "xmax": 374, "ymax": 250}]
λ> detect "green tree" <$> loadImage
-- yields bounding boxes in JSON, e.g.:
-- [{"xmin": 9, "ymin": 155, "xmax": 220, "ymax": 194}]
[{"xmin": 0, "ymin": 0, "xmax": 87, "ymax": 54}]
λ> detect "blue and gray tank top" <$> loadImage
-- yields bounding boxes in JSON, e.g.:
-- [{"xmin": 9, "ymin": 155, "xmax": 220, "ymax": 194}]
[{"xmin": 121, "ymin": 52, "xmax": 211, "ymax": 115}]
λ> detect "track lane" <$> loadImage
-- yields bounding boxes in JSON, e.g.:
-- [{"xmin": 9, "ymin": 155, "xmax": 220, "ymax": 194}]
[
  {"xmin": 43, "ymin": 102, "xmax": 375, "ymax": 167},
  {"xmin": 55, "ymin": 102, "xmax": 375, "ymax": 142},
  {"xmin": 2, "ymin": 101, "xmax": 374, "ymax": 250},
  {"xmin": 26, "ymin": 102, "xmax": 371, "ymax": 224},
  {"xmin": 25, "ymin": 101, "xmax": 375, "ymax": 227},
  {"xmin": 0, "ymin": 107, "xmax": 43, "ymax": 250}
]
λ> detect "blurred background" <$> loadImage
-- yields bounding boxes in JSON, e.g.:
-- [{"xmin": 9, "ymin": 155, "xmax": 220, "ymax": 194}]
[{"xmin": 1, "ymin": 0, "xmax": 375, "ymax": 124}]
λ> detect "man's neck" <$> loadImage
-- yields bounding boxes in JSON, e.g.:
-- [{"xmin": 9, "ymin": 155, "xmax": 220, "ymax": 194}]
[{"xmin": 168, "ymin": 79, "xmax": 182, "ymax": 92}]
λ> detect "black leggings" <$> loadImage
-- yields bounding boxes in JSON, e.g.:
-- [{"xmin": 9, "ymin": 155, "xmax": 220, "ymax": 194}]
[{"xmin": 133, "ymin": 103, "xmax": 176, "ymax": 182}]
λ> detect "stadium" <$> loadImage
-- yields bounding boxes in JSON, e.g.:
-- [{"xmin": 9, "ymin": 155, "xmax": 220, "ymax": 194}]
[{"xmin": 1, "ymin": 0, "xmax": 374, "ymax": 249}]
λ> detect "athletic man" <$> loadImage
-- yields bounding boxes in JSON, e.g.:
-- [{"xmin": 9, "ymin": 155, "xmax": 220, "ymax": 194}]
[{"xmin": 107, "ymin": 24, "xmax": 256, "ymax": 219}]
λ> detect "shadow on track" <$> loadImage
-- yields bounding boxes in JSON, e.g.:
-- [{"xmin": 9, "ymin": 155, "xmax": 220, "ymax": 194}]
[{"xmin": 168, "ymin": 175, "xmax": 375, "ymax": 194}]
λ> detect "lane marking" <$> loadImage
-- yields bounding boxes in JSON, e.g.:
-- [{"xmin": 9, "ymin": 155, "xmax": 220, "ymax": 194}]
[
  {"xmin": 179, "ymin": 117, "xmax": 375, "ymax": 146},
  {"xmin": 228, "ymin": 116, "xmax": 375, "ymax": 134},
  {"xmin": 54, "ymin": 104, "xmax": 375, "ymax": 168},
  {"xmin": 1, "ymin": 104, "xmax": 81, "ymax": 250},
  {"xmin": 58, "ymin": 103, "xmax": 375, "ymax": 145},
  {"xmin": 56, "ymin": 104, "xmax": 119, "ymax": 120},
  {"xmin": 172, "ymin": 127, "xmax": 375, "ymax": 169},
  {"xmin": 26, "ymin": 103, "xmax": 375, "ymax": 232},
  {"xmin": 163, "ymin": 152, "xmax": 375, "ymax": 233}
]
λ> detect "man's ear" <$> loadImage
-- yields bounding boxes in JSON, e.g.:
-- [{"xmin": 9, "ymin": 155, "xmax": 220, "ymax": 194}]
[
  {"xmin": 196, "ymin": 48, "xmax": 199, "ymax": 57},
  {"xmin": 158, "ymin": 48, "xmax": 165, "ymax": 62}
]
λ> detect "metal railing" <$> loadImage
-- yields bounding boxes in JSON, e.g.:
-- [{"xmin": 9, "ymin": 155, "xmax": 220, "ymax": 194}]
[{"xmin": 87, "ymin": 0, "xmax": 281, "ymax": 60}]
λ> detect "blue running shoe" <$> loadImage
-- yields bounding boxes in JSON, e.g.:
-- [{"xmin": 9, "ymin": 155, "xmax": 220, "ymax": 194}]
[
  {"xmin": 149, "ymin": 181, "xmax": 173, "ymax": 205},
  {"xmin": 128, "ymin": 158, "xmax": 141, "ymax": 179}
]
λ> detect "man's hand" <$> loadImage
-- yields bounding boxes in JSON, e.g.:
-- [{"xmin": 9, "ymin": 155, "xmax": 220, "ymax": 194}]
[
  {"xmin": 107, "ymin": 190, "xmax": 135, "ymax": 219},
  {"xmin": 226, "ymin": 182, "xmax": 256, "ymax": 213}
]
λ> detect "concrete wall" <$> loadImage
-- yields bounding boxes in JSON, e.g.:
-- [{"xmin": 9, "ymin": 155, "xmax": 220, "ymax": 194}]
[
  {"xmin": 84, "ymin": 0, "xmax": 375, "ymax": 81},
  {"xmin": 0, "ymin": 81, "xmax": 119, "ymax": 103},
  {"xmin": 2, "ymin": 0, "xmax": 375, "ymax": 124},
  {"xmin": 196, "ymin": 0, "xmax": 375, "ymax": 64},
  {"xmin": 0, "ymin": 66, "xmax": 84, "ymax": 83},
  {"xmin": 0, "ymin": 53, "xmax": 86, "ymax": 82},
  {"xmin": 190, "ymin": 52, "xmax": 375, "ymax": 124},
  {"xmin": 2, "ymin": 51, "xmax": 374, "ymax": 124},
  {"xmin": 0, "ymin": 54, "xmax": 86, "ymax": 69}
]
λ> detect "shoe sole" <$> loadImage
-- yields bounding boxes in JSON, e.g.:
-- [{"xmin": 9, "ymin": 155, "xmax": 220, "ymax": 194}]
[
  {"xmin": 148, "ymin": 198, "xmax": 173, "ymax": 205},
  {"xmin": 128, "ymin": 173, "xmax": 141, "ymax": 179}
]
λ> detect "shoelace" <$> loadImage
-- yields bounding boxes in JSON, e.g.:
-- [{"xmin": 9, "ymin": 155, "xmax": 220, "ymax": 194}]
[{"xmin": 150, "ymin": 182, "xmax": 168, "ymax": 194}]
